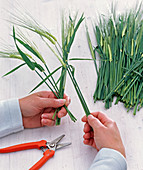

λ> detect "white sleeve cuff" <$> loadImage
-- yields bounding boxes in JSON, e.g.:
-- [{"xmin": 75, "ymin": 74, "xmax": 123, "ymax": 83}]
[
  {"xmin": 89, "ymin": 148, "xmax": 127, "ymax": 170},
  {"xmin": 0, "ymin": 98, "xmax": 24, "ymax": 138}
]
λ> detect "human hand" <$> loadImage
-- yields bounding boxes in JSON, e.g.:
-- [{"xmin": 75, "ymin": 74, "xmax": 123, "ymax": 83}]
[
  {"xmin": 19, "ymin": 91, "xmax": 70, "ymax": 128},
  {"xmin": 82, "ymin": 112, "xmax": 126, "ymax": 157}
]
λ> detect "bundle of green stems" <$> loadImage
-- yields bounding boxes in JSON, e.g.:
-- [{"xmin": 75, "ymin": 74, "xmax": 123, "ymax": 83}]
[
  {"xmin": 86, "ymin": 5, "xmax": 143, "ymax": 114},
  {"xmin": 0, "ymin": 12, "xmax": 90, "ymax": 125}
]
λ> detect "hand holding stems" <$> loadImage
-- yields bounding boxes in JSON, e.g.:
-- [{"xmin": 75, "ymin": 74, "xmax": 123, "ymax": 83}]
[
  {"xmin": 19, "ymin": 91, "xmax": 70, "ymax": 128},
  {"xmin": 82, "ymin": 112, "xmax": 126, "ymax": 158}
]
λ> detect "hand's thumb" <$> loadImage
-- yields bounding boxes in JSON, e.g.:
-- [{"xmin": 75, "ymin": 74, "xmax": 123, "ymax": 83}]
[
  {"xmin": 40, "ymin": 98, "xmax": 66, "ymax": 108},
  {"xmin": 87, "ymin": 114, "xmax": 103, "ymax": 130}
]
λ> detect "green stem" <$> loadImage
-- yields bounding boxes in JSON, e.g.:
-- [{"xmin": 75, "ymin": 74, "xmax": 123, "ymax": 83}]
[
  {"xmin": 43, "ymin": 66, "xmax": 59, "ymax": 92},
  {"xmin": 67, "ymin": 65, "xmax": 90, "ymax": 116},
  {"xmin": 56, "ymin": 67, "xmax": 67, "ymax": 125},
  {"xmin": 35, "ymin": 69, "xmax": 76, "ymax": 124},
  {"xmin": 35, "ymin": 70, "xmax": 59, "ymax": 98}
]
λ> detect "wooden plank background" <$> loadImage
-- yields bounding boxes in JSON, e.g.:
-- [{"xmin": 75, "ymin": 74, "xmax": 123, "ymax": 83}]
[{"xmin": 0, "ymin": 0, "xmax": 143, "ymax": 169}]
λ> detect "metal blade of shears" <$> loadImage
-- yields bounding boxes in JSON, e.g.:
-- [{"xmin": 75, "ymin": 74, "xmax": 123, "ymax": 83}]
[
  {"xmin": 47, "ymin": 134, "xmax": 65, "ymax": 146},
  {"xmin": 56, "ymin": 142, "xmax": 71, "ymax": 150}
]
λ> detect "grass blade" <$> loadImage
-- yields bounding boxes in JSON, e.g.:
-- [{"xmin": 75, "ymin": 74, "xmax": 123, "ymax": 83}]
[
  {"xmin": 2, "ymin": 63, "xmax": 26, "ymax": 77},
  {"xmin": 13, "ymin": 26, "xmax": 35, "ymax": 70}
]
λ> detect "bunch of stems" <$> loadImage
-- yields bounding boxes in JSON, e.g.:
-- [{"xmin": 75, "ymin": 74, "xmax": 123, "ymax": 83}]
[
  {"xmin": 0, "ymin": 12, "xmax": 90, "ymax": 124},
  {"xmin": 86, "ymin": 5, "xmax": 143, "ymax": 114}
]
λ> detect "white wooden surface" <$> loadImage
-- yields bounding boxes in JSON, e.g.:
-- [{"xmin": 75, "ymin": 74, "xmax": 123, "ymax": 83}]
[{"xmin": 0, "ymin": 0, "xmax": 143, "ymax": 169}]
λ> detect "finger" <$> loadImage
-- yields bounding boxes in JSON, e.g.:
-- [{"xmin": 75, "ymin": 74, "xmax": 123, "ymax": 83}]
[
  {"xmin": 83, "ymin": 139, "xmax": 90, "ymax": 145},
  {"xmin": 43, "ymin": 108, "xmax": 53, "ymax": 113},
  {"xmin": 41, "ymin": 119, "xmax": 55, "ymax": 126},
  {"xmin": 87, "ymin": 115, "xmax": 104, "ymax": 130},
  {"xmin": 88, "ymin": 138, "xmax": 95, "ymax": 146},
  {"xmin": 90, "ymin": 131, "xmax": 94, "ymax": 138},
  {"xmin": 81, "ymin": 115, "xmax": 88, "ymax": 122},
  {"xmin": 36, "ymin": 91, "xmax": 57, "ymax": 98},
  {"xmin": 63, "ymin": 94, "xmax": 71, "ymax": 106},
  {"xmin": 58, "ymin": 107, "xmax": 67, "ymax": 118},
  {"xmin": 91, "ymin": 112, "xmax": 113, "ymax": 126},
  {"xmin": 36, "ymin": 91, "xmax": 71, "ymax": 103},
  {"xmin": 84, "ymin": 123, "xmax": 92, "ymax": 133},
  {"xmin": 83, "ymin": 132, "xmax": 91, "ymax": 139},
  {"xmin": 84, "ymin": 139, "xmax": 95, "ymax": 148},
  {"xmin": 83, "ymin": 135, "xmax": 97, "ymax": 149},
  {"xmin": 41, "ymin": 113, "xmax": 56, "ymax": 120},
  {"xmin": 39, "ymin": 98, "xmax": 66, "ymax": 108},
  {"xmin": 89, "ymin": 139, "xmax": 97, "ymax": 149}
]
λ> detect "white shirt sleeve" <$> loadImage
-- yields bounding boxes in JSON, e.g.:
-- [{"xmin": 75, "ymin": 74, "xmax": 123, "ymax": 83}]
[
  {"xmin": 0, "ymin": 99, "xmax": 24, "ymax": 138},
  {"xmin": 89, "ymin": 148, "xmax": 127, "ymax": 170}
]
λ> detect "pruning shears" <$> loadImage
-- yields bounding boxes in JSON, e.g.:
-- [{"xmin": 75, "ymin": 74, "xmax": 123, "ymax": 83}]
[{"xmin": 0, "ymin": 134, "xmax": 71, "ymax": 170}]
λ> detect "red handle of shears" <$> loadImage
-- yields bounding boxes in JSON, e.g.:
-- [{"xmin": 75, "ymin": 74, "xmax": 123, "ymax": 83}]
[
  {"xmin": 29, "ymin": 149, "xmax": 55, "ymax": 170},
  {"xmin": 0, "ymin": 140, "xmax": 47, "ymax": 153}
]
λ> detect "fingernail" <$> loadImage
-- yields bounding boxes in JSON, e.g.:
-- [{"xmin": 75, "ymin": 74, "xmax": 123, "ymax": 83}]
[
  {"xmin": 41, "ymin": 119, "xmax": 46, "ymax": 125},
  {"xmin": 59, "ymin": 99, "xmax": 66, "ymax": 105},
  {"xmin": 65, "ymin": 97, "xmax": 71, "ymax": 106},
  {"xmin": 59, "ymin": 113, "xmax": 64, "ymax": 117},
  {"xmin": 41, "ymin": 114, "xmax": 48, "ymax": 119},
  {"xmin": 88, "ymin": 115, "xmax": 93, "ymax": 120}
]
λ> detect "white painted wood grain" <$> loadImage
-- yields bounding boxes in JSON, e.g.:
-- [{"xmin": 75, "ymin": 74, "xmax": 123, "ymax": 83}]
[{"xmin": 0, "ymin": 0, "xmax": 143, "ymax": 169}]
